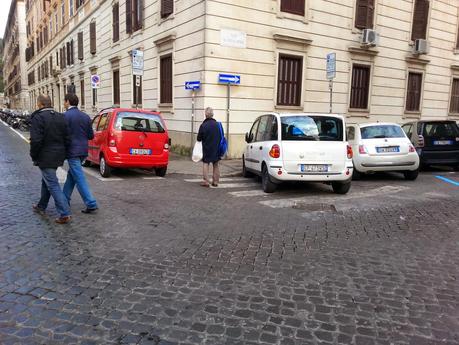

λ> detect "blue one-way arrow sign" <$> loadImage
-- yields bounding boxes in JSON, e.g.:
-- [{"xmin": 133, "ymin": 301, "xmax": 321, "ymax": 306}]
[
  {"xmin": 185, "ymin": 81, "xmax": 201, "ymax": 90},
  {"xmin": 218, "ymin": 74, "xmax": 241, "ymax": 85}
]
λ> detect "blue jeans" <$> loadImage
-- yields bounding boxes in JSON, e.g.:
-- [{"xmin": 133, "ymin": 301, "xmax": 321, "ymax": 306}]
[
  {"xmin": 37, "ymin": 168, "xmax": 71, "ymax": 217},
  {"xmin": 63, "ymin": 157, "xmax": 98, "ymax": 209}
]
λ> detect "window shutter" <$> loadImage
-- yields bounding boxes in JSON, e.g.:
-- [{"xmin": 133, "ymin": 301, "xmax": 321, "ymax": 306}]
[
  {"xmin": 160, "ymin": 54, "xmax": 173, "ymax": 104},
  {"xmin": 126, "ymin": 0, "xmax": 132, "ymax": 34},
  {"xmin": 411, "ymin": 0, "xmax": 429, "ymax": 41},
  {"xmin": 350, "ymin": 64, "xmax": 371, "ymax": 109},
  {"xmin": 66, "ymin": 42, "xmax": 70, "ymax": 65},
  {"xmin": 406, "ymin": 72, "xmax": 422, "ymax": 112},
  {"xmin": 450, "ymin": 79, "xmax": 459, "ymax": 113},
  {"xmin": 355, "ymin": 0, "xmax": 375, "ymax": 29},
  {"xmin": 89, "ymin": 21, "xmax": 96, "ymax": 54},
  {"xmin": 80, "ymin": 79, "xmax": 85, "ymax": 106},
  {"xmin": 78, "ymin": 31, "xmax": 84, "ymax": 60},
  {"xmin": 113, "ymin": 70, "xmax": 120, "ymax": 105},
  {"xmin": 456, "ymin": 24, "xmax": 459, "ymax": 49},
  {"xmin": 161, "ymin": 0, "xmax": 174, "ymax": 18},
  {"xmin": 277, "ymin": 54, "xmax": 303, "ymax": 106},
  {"xmin": 112, "ymin": 3, "xmax": 119, "ymax": 42},
  {"xmin": 137, "ymin": 0, "xmax": 144, "ymax": 30},
  {"xmin": 280, "ymin": 0, "xmax": 305, "ymax": 16},
  {"xmin": 49, "ymin": 55, "xmax": 52, "ymax": 71},
  {"xmin": 366, "ymin": 0, "xmax": 375, "ymax": 29}
]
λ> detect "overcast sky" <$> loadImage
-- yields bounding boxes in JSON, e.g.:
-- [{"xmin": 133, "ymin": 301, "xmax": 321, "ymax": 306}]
[{"xmin": 0, "ymin": 0, "xmax": 13, "ymax": 39}]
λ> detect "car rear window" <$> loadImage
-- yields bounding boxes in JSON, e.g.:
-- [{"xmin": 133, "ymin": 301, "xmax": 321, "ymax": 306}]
[
  {"xmin": 360, "ymin": 125, "xmax": 405, "ymax": 139},
  {"xmin": 114, "ymin": 112, "xmax": 165, "ymax": 133},
  {"xmin": 281, "ymin": 116, "xmax": 343, "ymax": 141},
  {"xmin": 422, "ymin": 122, "xmax": 459, "ymax": 137}
]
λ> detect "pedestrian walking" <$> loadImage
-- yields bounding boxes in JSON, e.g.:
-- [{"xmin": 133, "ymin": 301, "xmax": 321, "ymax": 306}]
[
  {"xmin": 197, "ymin": 107, "xmax": 222, "ymax": 187},
  {"xmin": 30, "ymin": 95, "xmax": 72, "ymax": 224},
  {"xmin": 62, "ymin": 93, "xmax": 98, "ymax": 214}
]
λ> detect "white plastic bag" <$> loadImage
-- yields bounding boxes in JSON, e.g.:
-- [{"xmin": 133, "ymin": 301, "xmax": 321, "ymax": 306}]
[{"xmin": 192, "ymin": 141, "xmax": 203, "ymax": 162}]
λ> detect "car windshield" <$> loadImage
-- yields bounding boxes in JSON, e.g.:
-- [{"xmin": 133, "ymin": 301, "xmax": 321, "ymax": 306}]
[
  {"xmin": 114, "ymin": 112, "xmax": 165, "ymax": 133},
  {"xmin": 423, "ymin": 122, "xmax": 459, "ymax": 137},
  {"xmin": 360, "ymin": 125, "xmax": 405, "ymax": 139},
  {"xmin": 281, "ymin": 116, "xmax": 343, "ymax": 141}
]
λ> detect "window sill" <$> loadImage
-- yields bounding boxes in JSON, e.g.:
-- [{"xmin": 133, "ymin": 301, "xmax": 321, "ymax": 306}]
[
  {"xmin": 158, "ymin": 103, "xmax": 174, "ymax": 113},
  {"xmin": 448, "ymin": 112, "xmax": 459, "ymax": 119},
  {"xmin": 274, "ymin": 104, "xmax": 303, "ymax": 111},
  {"xmin": 276, "ymin": 11, "xmax": 308, "ymax": 24},
  {"xmin": 454, "ymin": 49, "xmax": 459, "ymax": 55},
  {"xmin": 403, "ymin": 111, "xmax": 421, "ymax": 119},
  {"xmin": 159, "ymin": 13, "xmax": 175, "ymax": 25},
  {"xmin": 129, "ymin": 30, "xmax": 144, "ymax": 39},
  {"xmin": 348, "ymin": 108, "xmax": 370, "ymax": 117},
  {"xmin": 131, "ymin": 104, "xmax": 143, "ymax": 109}
]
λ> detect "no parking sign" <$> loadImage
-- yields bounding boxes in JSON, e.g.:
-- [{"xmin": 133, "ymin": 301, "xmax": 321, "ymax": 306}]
[{"xmin": 91, "ymin": 74, "xmax": 100, "ymax": 89}]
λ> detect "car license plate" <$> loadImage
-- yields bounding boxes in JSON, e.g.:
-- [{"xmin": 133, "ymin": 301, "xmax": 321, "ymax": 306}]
[
  {"xmin": 130, "ymin": 148, "xmax": 152, "ymax": 155},
  {"xmin": 300, "ymin": 164, "xmax": 329, "ymax": 173},
  {"xmin": 376, "ymin": 146, "xmax": 399, "ymax": 153},
  {"xmin": 433, "ymin": 140, "xmax": 453, "ymax": 145}
]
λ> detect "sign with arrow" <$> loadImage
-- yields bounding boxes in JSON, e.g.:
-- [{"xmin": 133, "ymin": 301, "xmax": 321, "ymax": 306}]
[
  {"xmin": 218, "ymin": 74, "xmax": 240, "ymax": 85},
  {"xmin": 185, "ymin": 81, "xmax": 201, "ymax": 90}
]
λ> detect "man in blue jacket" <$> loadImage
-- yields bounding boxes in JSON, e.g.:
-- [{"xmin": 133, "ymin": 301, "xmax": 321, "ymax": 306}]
[{"xmin": 62, "ymin": 93, "xmax": 99, "ymax": 213}]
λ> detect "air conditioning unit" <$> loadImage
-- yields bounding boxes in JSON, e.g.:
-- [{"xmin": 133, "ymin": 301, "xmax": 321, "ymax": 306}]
[
  {"xmin": 361, "ymin": 29, "xmax": 379, "ymax": 47},
  {"xmin": 413, "ymin": 39, "xmax": 429, "ymax": 55}
]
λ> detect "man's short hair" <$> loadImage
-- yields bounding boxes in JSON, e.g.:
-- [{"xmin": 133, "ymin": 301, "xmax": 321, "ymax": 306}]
[
  {"xmin": 205, "ymin": 107, "xmax": 214, "ymax": 118},
  {"xmin": 37, "ymin": 94, "xmax": 52, "ymax": 108},
  {"xmin": 64, "ymin": 93, "xmax": 79, "ymax": 107}
]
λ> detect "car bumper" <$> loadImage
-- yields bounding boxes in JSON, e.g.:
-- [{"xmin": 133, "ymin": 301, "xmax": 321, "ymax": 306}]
[
  {"xmin": 268, "ymin": 165, "xmax": 353, "ymax": 182},
  {"xmin": 105, "ymin": 148, "xmax": 169, "ymax": 168},
  {"xmin": 354, "ymin": 154, "xmax": 419, "ymax": 172},
  {"xmin": 419, "ymin": 150, "xmax": 459, "ymax": 166}
]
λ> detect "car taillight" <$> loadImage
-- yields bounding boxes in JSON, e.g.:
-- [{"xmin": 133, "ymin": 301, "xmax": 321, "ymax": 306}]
[
  {"xmin": 347, "ymin": 145, "xmax": 353, "ymax": 159},
  {"xmin": 269, "ymin": 144, "xmax": 280, "ymax": 158},
  {"xmin": 109, "ymin": 139, "xmax": 116, "ymax": 147},
  {"xmin": 417, "ymin": 135, "xmax": 424, "ymax": 148},
  {"xmin": 164, "ymin": 142, "xmax": 169, "ymax": 150},
  {"xmin": 358, "ymin": 145, "xmax": 367, "ymax": 155},
  {"xmin": 409, "ymin": 145, "xmax": 416, "ymax": 153}
]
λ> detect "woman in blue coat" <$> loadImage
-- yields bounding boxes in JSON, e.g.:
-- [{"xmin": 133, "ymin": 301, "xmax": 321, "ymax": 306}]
[{"xmin": 197, "ymin": 107, "xmax": 222, "ymax": 187}]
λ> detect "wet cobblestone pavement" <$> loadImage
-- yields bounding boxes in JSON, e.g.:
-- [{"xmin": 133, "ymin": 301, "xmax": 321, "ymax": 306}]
[{"xmin": 1, "ymin": 123, "xmax": 459, "ymax": 345}]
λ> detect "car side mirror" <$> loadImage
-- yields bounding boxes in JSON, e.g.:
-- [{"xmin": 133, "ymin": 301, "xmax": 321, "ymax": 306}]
[{"xmin": 245, "ymin": 132, "xmax": 250, "ymax": 143}]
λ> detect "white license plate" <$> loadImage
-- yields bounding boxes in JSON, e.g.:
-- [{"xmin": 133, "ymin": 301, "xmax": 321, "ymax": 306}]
[
  {"xmin": 376, "ymin": 146, "xmax": 399, "ymax": 153},
  {"xmin": 300, "ymin": 164, "xmax": 329, "ymax": 173},
  {"xmin": 434, "ymin": 140, "xmax": 453, "ymax": 145},
  {"xmin": 130, "ymin": 148, "xmax": 152, "ymax": 155}
]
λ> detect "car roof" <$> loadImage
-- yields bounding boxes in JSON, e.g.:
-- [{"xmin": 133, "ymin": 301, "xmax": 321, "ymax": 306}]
[
  {"xmin": 100, "ymin": 107, "xmax": 161, "ymax": 115},
  {"xmin": 268, "ymin": 112, "xmax": 345, "ymax": 120},
  {"xmin": 351, "ymin": 122, "xmax": 402, "ymax": 128}
]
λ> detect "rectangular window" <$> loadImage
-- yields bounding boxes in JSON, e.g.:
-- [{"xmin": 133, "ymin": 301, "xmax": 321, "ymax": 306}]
[
  {"xmin": 55, "ymin": 11, "xmax": 59, "ymax": 32},
  {"xmin": 350, "ymin": 64, "xmax": 371, "ymax": 109},
  {"xmin": 113, "ymin": 70, "xmax": 120, "ymax": 105},
  {"xmin": 133, "ymin": 75, "xmax": 142, "ymax": 105},
  {"xmin": 449, "ymin": 78, "xmax": 459, "ymax": 114},
  {"xmin": 49, "ymin": 17, "xmax": 53, "ymax": 37},
  {"xmin": 69, "ymin": 0, "xmax": 74, "ymax": 17},
  {"xmin": 161, "ymin": 0, "xmax": 174, "ymax": 18},
  {"xmin": 89, "ymin": 21, "xmax": 96, "ymax": 54},
  {"xmin": 160, "ymin": 54, "xmax": 173, "ymax": 104},
  {"xmin": 113, "ymin": 3, "xmax": 120, "ymax": 42},
  {"xmin": 456, "ymin": 23, "xmax": 459, "ymax": 49},
  {"xmin": 77, "ymin": 32, "xmax": 84, "ymax": 60},
  {"xmin": 76, "ymin": 0, "xmax": 85, "ymax": 9},
  {"xmin": 92, "ymin": 88, "xmax": 97, "ymax": 106},
  {"xmin": 66, "ymin": 42, "xmax": 71, "ymax": 65},
  {"xmin": 126, "ymin": 0, "xmax": 143, "ymax": 33},
  {"xmin": 61, "ymin": 2, "xmax": 65, "ymax": 26},
  {"xmin": 411, "ymin": 0, "xmax": 429, "ymax": 41},
  {"xmin": 80, "ymin": 78, "xmax": 85, "ymax": 107},
  {"xmin": 355, "ymin": 0, "xmax": 375, "ymax": 29},
  {"xmin": 277, "ymin": 54, "xmax": 303, "ymax": 106},
  {"xmin": 49, "ymin": 55, "xmax": 52, "ymax": 71},
  {"xmin": 405, "ymin": 72, "xmax": 423, "ymax": 112},
  {"xmin": 280, "ymin": 0, "xmax": 305, "ymax": 16}
]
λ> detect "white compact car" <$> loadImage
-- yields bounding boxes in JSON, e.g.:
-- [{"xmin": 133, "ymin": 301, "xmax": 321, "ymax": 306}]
[
  {"xmin": 346, "ymin": 122, "xmax": 420, "ymax": 180},
  {"xmin": 243, "ymin": 113, "xmax": 354, "ymax": 194}
]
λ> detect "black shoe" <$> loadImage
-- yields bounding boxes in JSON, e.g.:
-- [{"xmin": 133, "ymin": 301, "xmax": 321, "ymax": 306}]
[{"xmin": 81, "ymin": 207, "xmax": 98, "ymax": 214}]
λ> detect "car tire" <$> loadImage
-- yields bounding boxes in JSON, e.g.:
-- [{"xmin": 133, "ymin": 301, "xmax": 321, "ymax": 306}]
[
  {"xmin": 81, "ymin": 158, "xmax": 91, "ymax": 167},
  {"xmin": 454, "ymin": 165, "xmax": 459, "ymax": 172},
  {"xmin": 99, "ymin": 155, "xmax": 112, "ymax": 178},
  {"xmin": 155, "ymin": 167, "xmax": 167, "ymax": 177},
  {"xmin": 352, "ymin": 168, "xmax": 363, "ymax": 180},
  {"xmin": 261, "ymin": 164, "xmax": 277, "ymax": 193},
  {"xmin": 403, "ymin": 169, "xmax": 419, "ymax": 181},
  {"xmin": 242, "ymin": 156, "xmax": 253, "ymax": 178},
  {"xmin": 332, "ymin": 181, "xmax": 351, "ymax": 194}
]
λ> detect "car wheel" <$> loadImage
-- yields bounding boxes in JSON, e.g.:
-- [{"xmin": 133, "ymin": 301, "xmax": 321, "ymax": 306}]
[
  {"xmin": 261, "ymin": 164, "xmax": 277, "ymax": 193},
  {"xmin": 404, "ymin": 169, "xmax": 419, "ymax": 181},
  {"xmin": 155, "ymin": 167, "xmax": 167, "ymax": 177},
  {"xmin": 81, "ymin": 158, "xmax": 91, "ymax": 167},
  {"xmin": 332, "ymin": 181, "xmax": 351, "ymax": 194},
  {"xmin": 99, "ymin": 155, "xmax": 112, "ymax": 178},
  {"xmin": 242, "ymin": 156, "xmax": 253, "ymax": 178},
  {"xmin": 352, "ymin": 168, "xmax": 363, "ymax": 180},
  {"xmin": 454, "ymin": 165, "xmax": 459, "ymax": 172}
]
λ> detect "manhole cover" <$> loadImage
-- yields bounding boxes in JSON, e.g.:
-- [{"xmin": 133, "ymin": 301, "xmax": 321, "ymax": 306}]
[{"xmin": 292, "ymin": 202, "xmax": 337, "ymax": 212}]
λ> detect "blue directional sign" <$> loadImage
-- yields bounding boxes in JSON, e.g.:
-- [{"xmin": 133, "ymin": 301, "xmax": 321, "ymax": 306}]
[
  {"xmin": 185, "ymin": 81, "xmax": 201, "ymax": 90},
  {"xmin": 218, "ymin": 74, "xmax": 241, "ymax": 85}
]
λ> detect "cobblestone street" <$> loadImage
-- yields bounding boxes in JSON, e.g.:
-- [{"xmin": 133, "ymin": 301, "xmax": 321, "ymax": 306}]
[{"xmin": 1, "ymin": 123, "xmax": 459, "ymax": 345}]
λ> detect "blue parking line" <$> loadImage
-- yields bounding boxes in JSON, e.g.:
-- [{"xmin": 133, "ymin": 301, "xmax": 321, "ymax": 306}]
[{"xmin": 435, "ymin": 175, "xmax": 459, "ymax": 187}]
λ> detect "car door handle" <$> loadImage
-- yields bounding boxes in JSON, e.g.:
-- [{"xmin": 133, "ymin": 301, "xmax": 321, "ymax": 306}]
[
  {"xmin": 259, "ymin": 146, "xmax": 263, "ymax": 150},
  {"xmin": 250, "ymin": 145, "xmax": 253, "ymax": 149}
]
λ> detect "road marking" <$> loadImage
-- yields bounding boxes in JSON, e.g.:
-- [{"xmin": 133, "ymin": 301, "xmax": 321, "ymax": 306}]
[
  {"xmin": 211, "ymin": 183, "xmax": 260, "ymax": 189},
  {"xmin": 229, "ymin": 190, "xmax": 267, "ymax": 197},
  {"xmin": 184, "ymin": 177, "xmax": 249, "ymax": 183},
  {"xmin": 0, "ymin": 119, "xmax": 30, "ymax": 143},
  {"xmin": 142, "ymin": 177, "xmax": 165, "ymax": 180},
  {"xmin": 435, "ymin": 175, "xmax": 459, "ymax": 187},
  {"xmin": 82, "ymin": 167, "xmax": 123, "ymax": 181},
  {"xmin": 259, "ymin": 185, "xmax": 410, "ymax": 209}
]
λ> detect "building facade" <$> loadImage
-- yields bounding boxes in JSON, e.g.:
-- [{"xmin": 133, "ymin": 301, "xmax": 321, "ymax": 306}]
[
  {"xmin": 3, "ymin": 0, "xmax": 28, "ymax": 109},
  {"xmin": 25, "ymin": 0, "xmax": 459, "ymax": 157}
]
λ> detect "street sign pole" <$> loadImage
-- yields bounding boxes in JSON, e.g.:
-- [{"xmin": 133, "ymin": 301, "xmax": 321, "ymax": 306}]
[
  {"xmin": 217, "ymin": 74, "xmax": 240, "ymax": 158},
  {"xmin": 329, "ymin": 80, "xmax": 333, "ymax": 114},
  {"xmin": 326, "ymin": 53, "xmax": 336, "ymax": 114},
  {"xmin": 226, "ymin": 83, "xmax": 230, "ymax": 154},
  {"xmin": 191, "ymin": 90, "xmax": 195, "ymax": 156}
]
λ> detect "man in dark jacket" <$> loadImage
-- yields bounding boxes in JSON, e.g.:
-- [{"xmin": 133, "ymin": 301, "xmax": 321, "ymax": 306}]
[
  {"xmin": 62, "ymin": 93, "xmax": 98, "ymax": 214},
  {"xmin": 30, "ymin": 94, "xmax": 72, "ymax": 224},
  {"xmin": 197, "ymin": 107, "xmax": 222, "ymax": 187}
]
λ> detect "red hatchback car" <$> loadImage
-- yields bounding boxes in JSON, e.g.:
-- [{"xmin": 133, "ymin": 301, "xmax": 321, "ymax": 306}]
[{"xmin": 84, "ymin": 108, "xmax": 170, "ymax": 177}]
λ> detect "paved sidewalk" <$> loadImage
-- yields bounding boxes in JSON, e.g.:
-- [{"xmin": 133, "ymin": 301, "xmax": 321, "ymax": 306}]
[{"xmin": 168, "ymin": 153, "xmax": 242, "ymax": 177}]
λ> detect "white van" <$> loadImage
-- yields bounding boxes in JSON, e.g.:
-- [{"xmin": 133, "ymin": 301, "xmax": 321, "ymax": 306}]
[{"xmin": 243, "ymin": 113, "xmax": 354, "ymax": 193}]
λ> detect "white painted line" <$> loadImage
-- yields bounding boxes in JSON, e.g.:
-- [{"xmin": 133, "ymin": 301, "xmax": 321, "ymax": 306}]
[
  {"xmin": 184, "ymin": 177, "xmax": 250, "ymax": 183},
  {"xmin": 229, "ymin": 190, "xmax": 267, "ymax": 197},
  {"xmin": 142, "ymin": 177, "xmax": 164, "ymax": 180},
  {"xmin": 214, "ymin": 183, "xmax": 260, "ymax": 189},
  {"xmin": 82, "ymin": 167, "xmax": 123, "ymax": 181},
  {"xmin": 259, "ymin": 185, "xmax": 410, "ymax": 209},
  {"xmin": 0, "ymin": 119, "xmax": 30, "ymax": 143}
]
